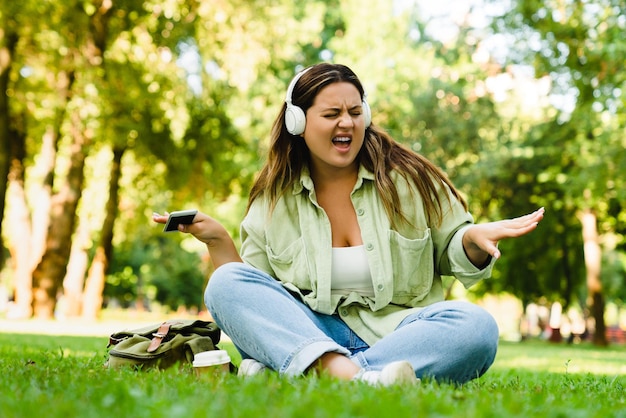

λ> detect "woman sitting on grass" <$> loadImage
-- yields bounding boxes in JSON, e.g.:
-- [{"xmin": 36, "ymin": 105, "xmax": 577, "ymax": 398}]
[{"xmin": 153, "ymin": 63, "xmax": 544, "ymax": 386}]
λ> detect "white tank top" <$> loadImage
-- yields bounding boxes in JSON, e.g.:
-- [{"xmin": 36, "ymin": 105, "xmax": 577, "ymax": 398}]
[{"xmin": 330, "ymin": 245, "xmax": 374, "ymax": 297}]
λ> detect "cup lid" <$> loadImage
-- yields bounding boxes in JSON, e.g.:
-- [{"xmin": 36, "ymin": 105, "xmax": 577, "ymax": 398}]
[{"xmin": 193, "ymin": 350, "xmax": 231, "ymax": 367}]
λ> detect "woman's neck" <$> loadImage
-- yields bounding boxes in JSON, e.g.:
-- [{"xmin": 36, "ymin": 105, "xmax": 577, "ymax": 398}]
[{"xmin": 310, "ymin": 163, "xmax": 359, "ymax": 192}]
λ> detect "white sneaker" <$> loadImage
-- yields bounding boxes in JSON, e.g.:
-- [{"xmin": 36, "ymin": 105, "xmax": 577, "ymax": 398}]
[
  {"xmin": 354, "ymin": 361, "xmax": 419, "ymax": 386},
  {"xmin": 238, "ymin": 359, "xmax": 268, "ymax": 377}
]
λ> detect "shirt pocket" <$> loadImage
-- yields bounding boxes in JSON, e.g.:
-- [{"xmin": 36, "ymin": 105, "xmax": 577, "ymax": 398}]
[
  {"xmin": 388, "ymin": 228, "xmax": 434, "ymax": 302},
  {"xmin": 266, "ymin": 237, "xmax": 312, "ymax": 290}
]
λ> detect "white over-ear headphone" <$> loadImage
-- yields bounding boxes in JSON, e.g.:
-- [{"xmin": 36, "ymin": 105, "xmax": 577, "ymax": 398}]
[{"xmin": 284, "ymin": 67, "xmax": 372, "ymax": 135}]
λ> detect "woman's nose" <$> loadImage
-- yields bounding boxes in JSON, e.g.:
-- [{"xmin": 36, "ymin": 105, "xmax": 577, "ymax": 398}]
[{"xmin": 338, "ymin": 112, "xmax": 354, "ymax": 127}]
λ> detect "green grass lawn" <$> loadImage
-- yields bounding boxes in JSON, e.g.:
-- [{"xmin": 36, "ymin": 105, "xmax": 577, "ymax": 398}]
[{"xmin": 0, "ymin": 332, "xmax": 624, "ymax": 418}]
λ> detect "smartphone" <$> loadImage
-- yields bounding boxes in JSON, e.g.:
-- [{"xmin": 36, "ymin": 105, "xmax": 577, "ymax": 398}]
[{"xmin": 163, "ymin": 209, "xmax": 198, "ymax": 232}]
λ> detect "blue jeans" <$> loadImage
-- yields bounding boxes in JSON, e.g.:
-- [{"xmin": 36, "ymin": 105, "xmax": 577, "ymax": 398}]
[{"xmin": 204, "ymin": 262, "xmax": 499, "ymax": 384}]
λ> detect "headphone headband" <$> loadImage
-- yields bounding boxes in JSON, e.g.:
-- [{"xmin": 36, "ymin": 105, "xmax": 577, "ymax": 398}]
[
  {"xmin": 284, "ymin": 66, "xmax": 371, "ymax": 135},
  {"xmin": 285, "ymin": 67, "xmax": 311, "ymax": 105}
]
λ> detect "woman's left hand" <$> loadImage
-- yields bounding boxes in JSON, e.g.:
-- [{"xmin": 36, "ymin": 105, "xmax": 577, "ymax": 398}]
[{"xmin": 462, "ymin": 207, "xmax": 545, "ymax": 266}]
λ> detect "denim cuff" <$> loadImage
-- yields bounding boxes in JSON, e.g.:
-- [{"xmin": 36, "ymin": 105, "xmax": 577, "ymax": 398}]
[{"xmin": 282, "ymin": 339, "xmax": 351, "ymax": 376}]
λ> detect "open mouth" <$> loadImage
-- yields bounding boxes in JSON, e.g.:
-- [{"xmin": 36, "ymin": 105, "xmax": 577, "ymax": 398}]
[{"xmin": 332, "ymin": 136, "xmax": 352, "ymax": 148}]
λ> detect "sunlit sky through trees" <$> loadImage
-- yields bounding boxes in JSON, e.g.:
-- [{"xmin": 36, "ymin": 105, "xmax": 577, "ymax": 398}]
[{"xmin": 175, "ymin": 0, "xmax": 574, "ymax": 119}]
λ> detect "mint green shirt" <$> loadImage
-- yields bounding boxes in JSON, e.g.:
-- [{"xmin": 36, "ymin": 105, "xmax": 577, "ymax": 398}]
[{"xmin": 240, "ymin": 165, "xmax": 495, "ymax": 346}]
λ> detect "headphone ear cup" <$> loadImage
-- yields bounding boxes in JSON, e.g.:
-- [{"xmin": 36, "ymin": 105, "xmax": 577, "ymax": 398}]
[
  {"xmin": 362, "ymin": 99, "xmax": 372, "ymax": 128},
  {"xmin": 285, "ymin": 103, "xmax": 306, "ymax": 135}
]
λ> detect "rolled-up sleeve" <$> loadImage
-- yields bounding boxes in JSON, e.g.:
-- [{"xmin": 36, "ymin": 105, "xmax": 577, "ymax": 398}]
[
  {"xmin": 428, "ymin": 182, "xmax": 496, "ymax": 288},
  {"xmin": 447, "ymin": 224, "xmax": 496, "ymax": 289}
]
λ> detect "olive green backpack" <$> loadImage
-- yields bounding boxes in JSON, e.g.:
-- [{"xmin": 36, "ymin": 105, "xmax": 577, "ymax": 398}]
[{"xmin": 105, "ymin": 319, "xmax": 223, "ymax": 370}]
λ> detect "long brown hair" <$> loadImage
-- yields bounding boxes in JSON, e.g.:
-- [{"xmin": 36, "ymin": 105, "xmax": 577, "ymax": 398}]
[{"xmin": 247, "ymin": 63, "xmax": 467, "ymax": 227}]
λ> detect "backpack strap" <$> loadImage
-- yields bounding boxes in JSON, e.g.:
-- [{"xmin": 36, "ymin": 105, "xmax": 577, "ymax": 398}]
[{"xmin": 147, "ymin": 322, "xmax": 172, "ymax": 353}]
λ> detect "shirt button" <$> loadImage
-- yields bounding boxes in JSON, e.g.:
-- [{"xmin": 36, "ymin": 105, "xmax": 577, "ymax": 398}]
[
  {"xmin": 366, "ymin": 243, "xmax": 374, "ymax": 251},
  {"xmin": 341, "ymin": 309, "xmax": 348, "ymax": 316},
  {"xmin": 357, "ymin": 208, "xmax": 365, "ymax": 216},
  {"xmin": 377, "ymin": 284, "xmax": 384, "ymax": 291}
]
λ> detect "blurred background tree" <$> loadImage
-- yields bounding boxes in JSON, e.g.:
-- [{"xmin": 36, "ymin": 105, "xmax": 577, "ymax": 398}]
[{"xmin": 483, "ymin": 0, "xmax": 626, "ymax": 345}]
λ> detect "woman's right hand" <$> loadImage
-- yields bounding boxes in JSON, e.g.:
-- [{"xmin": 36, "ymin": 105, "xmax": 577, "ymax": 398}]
[{"xmin": 152, "ymin": 211, "xmax": 242, "ymax": 267}]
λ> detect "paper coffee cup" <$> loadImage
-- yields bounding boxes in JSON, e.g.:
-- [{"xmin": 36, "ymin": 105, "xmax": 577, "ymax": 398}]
[{"xmin": 193, "ymin": 350, "xmax": 231, "ymax": 377}]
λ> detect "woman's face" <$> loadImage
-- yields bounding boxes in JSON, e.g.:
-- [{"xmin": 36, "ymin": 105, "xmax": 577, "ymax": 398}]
[{"xmin": 302, "ymin": 81, "xmax": 366, "ymax": 176}]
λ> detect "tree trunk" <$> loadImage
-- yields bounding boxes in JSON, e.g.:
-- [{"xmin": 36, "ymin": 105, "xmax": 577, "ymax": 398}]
[
  {"xmin": 13, "ymin": 109, "xmax": 68, "ymax": 319},
  {"xmin": 82, "ymin": 146, "xmax": 125, "ymax": 319},
  {"xmin": 78, "ymin": 0, "xmax": 115, "ymax": 319},
  {"xmin": 62, "ymin": 219, "xmax": 91, "ymax": 317},
  {"xmin": 0, "ymin": 31, "xmax": 19, "ymax": 272},
  {"xmin": 4, "ymin": 123, "xmax": 32, "ymax": 318},
  {"xmin": 30, "ymin": 0, "xmax": 113, "ymax": 319},
  {"xmin": 31, "ymin": 124, "xmax": 65, "ymax": 266},
  {"xmin": 31, "ymin": 109, "xmax": 87, "ymax": 319},
  {"xmin": 580, "ymin": 208, "xmax": 607, "ymax": 346}
]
